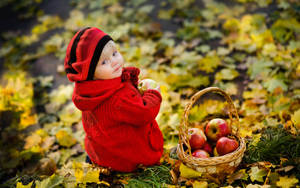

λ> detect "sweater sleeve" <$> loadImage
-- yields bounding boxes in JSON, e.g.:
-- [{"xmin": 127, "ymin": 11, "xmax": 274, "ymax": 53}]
[
  {"xmin": 113, "ymin": 89, "xmax": 162, "ymax": 127},
  {"xmin": 121, "ymin": 67, "xmax": 140, "ymax": 88}
]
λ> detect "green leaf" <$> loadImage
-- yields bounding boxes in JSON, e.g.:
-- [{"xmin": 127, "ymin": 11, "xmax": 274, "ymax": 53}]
[
  {"xmin": 249, "ymin": 166, "xmax": 268, "ymax": 182},
  {"xmin": 215, "ymin": 68, "xmax": 239, "ymax": 81},
  {"xmin": 215, "ymin": 82, "xmax": 238, "ymax": 96},
  {"xmin": 166, "ymin": 74, "xmax": 209, "ymax": 89},
  {"xmin": 176, "ymin": 21, "xmax": 202, "ymax": 41},
  {"xmin": 217, "ymin": 47, "xmax": 231, "ymax": 56},
  {"xmin": 271, "ymin": 18, "xmax": 300, "ymax": 43},
  {"xmin": 158, "ymin": 9, "xmax": 173, "ymax": 20},
  {"xmin": 263, "ymin": 76, "xmax": 288, "ymax": 92},
  {"xmin": 247, "ymin": 58, "xmax": 274, "ymax": 80},
  {"xmin": 35, "ymin": 174, "xmax": 64, "ymax": 188},
  {"xmin": 195, "ymin": 45, "xmax": 211, "ymax": 53}
]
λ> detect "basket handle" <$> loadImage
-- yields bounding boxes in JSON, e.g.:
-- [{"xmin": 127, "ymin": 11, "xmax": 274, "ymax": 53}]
[{"xmin": 180, "ymin": 87, "xmax": 240, "ymax": 155}]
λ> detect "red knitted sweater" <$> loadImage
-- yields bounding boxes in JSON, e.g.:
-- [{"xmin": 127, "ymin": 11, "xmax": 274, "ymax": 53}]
[{"xmin": 72, "ymin": 67, "xmax": 164, "ymax": 172}]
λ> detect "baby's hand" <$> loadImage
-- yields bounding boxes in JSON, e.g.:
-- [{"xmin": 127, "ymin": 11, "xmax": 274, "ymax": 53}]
[{"xmin": 138, "ymin": 79, "xmax": 160, "ymax": 94}]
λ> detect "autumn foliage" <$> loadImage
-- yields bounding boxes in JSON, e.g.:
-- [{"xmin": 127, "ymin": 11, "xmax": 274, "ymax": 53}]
[{"xmin": 0, "ymin": 0, "xmax": 300, "ymax": 187}]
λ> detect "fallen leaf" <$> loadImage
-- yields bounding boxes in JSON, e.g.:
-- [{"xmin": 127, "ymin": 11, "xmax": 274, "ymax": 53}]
[
  {"xmin": 291, "ymin": 109, "xmax": 300, "ymax": 129},
  {"xmin": 246, "ymin": 184, "xmax": 270, "ymax": 188},
  {"xmin": 227, "ymin": 169, "xmax": 249, "ymax": 184},
  {"xmin": 55, "ymin": 130, "xmax": 77, "ymax": 147},
  {"xmin": 24, "ymin": 133, "xmax": 42, "ymax": 149},
  {"xmin": 192, "ymin": 180, "xmax": 208, "ymax": 188},
  {"xmin": 249, "ymin": 166, "xmax": 268, "ymax": 182},
  {"xmin": 16, "ymin": 181, "xmax": 33, "ymax": 188},
  {"xmin": 198, "ymin": 55, "xmax": 221, "ymax": 73},
  {"xmin": 276, "ymin": 175, "xmax": 299, "ymax": 188},
  {"xmin": 215, "ymin": 68, "xmax": 239, "ymax": 81},
  {"xmin": 179, "ymin": 163, "xmax": 202, "ymax": 179},
  {"xmin": 35, "ymin": 173, "xmax": 64, "ymax": 188}
]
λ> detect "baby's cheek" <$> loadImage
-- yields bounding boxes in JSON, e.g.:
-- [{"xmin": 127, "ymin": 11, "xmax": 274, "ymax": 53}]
[{"xmin": 118, "ymin": 55, "xmax": 124, "ymax": 64}]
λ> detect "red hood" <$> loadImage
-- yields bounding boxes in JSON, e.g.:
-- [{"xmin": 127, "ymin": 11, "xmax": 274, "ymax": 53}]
[{"xmin": 72, "ymin": 67, "xmax": 140, "ymax": 111}]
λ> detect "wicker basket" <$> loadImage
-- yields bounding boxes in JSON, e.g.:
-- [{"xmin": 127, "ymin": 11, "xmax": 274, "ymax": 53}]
[{"xmin": 177, "ymin": 87, "xmax": 246, "ymax": 180}]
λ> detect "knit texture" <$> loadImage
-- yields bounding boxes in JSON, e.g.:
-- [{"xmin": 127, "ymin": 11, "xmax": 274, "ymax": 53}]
[
  {"xmin": 64, "ymin": 27, "xmax": 112, "ymax": 82},
  {"xmin": 72, "ymin": 67, "xmax": 164, "ymax": 172}
]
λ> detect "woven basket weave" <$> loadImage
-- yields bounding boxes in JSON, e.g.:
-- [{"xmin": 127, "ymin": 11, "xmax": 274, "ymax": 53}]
[{"xmin": 177, "ymin": 87, "xmax": 246, "ymax": 179}]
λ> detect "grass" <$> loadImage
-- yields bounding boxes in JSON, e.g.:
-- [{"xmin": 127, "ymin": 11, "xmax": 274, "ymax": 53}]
[
  {"xmin": 124, "ymin": 164, "xmax": 172, "ymax": 188},
  {"xmin": 245, "ymin": 125, "xmax": 300, "ymax": 180}
]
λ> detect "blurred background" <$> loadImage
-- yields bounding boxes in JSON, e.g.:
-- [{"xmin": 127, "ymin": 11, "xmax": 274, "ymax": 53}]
[{"xmin": 0, "ymin": 0, "xmax": 300, "ymax": 187}]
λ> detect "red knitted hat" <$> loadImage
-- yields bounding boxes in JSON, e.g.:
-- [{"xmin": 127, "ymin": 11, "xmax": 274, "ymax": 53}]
[{"xmin": 64, "ymin": 27, "xmax": 113, "ymax": 82}]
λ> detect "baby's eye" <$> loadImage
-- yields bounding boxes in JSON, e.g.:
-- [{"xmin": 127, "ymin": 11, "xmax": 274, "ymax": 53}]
[
  {"xmin": 112, "ymin": 51, "xmax": 117, "ymax": 56},
  {"xmin": 102, "ymin": 60, "xmax": 107, "ymax": 65}
]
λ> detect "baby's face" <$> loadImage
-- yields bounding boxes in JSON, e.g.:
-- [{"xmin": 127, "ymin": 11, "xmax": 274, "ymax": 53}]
[{"xmin": 94, "ymin": 40, "xmax": 124, "ymax": 80}]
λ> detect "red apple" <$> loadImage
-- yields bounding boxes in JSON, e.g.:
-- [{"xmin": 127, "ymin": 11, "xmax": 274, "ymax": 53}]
[
  {"xmin": 205, "ymin": 118, "xmax": 231, "ymax": 142},
  {"xmin": 192, "ymin": 149, "xmax": 210, "ymax": 158},
  {"xmin": 188, "ymin": 128, "xmax": 207, "ymax": 150},
  {"xmin": 203, "ymin": 142, "xmax": 213, "ymax": 154},
  {"xmin": 216, "ymin": 137, "xmax": 239, "ymax": 156}
]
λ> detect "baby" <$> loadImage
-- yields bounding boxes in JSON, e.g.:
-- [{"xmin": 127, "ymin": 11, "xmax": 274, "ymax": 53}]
[{"xmin": 64, "ymin": 27, "xmax": 164, "ymax": 172}]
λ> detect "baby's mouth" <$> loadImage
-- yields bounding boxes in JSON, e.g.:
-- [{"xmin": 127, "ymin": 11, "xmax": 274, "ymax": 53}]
[{"xmin": 114, "ymin": 65, "xmax": 122, "ymax": 72}]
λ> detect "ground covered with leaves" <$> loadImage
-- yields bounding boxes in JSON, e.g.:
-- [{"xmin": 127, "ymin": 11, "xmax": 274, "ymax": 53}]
[{"xmin": 0, "ymin": 0, "xmax": 300, "ymax": 187}]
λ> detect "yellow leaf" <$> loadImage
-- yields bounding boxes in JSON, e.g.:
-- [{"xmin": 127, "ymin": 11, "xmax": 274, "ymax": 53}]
[
  {"xmin": 198, "ymin": 55, "xmax": 221, "ymax": 73},
  {"xmin": 29, "ymin": 145, "xmax": 43, "ymax": 153},
  {"xmin": 250, "ymin": 30, "xmax": 274, "ymax": 49},
  {"xmin": 192, "ymin": 180, "xmax": 208, "ymax": 188},
  {"xmin": 276, "ymin": 175, "xmax": 299, "ymax": 188},
  {"xmin": 179, "ymin": 163, "xmax": 202, "ymax": 179},
  {"xmin": 246, "ymin": 184, "xmax": 270, "ymax": 188},
  {"xmin": 73, "ymin": 161, "xmax": 84, "ymax": 183},
  {"xmin": 24, "ymin": 133, "xmax": 42, "ymax": 149},
  {"xmin": 291, "ymin": 109, "xmax": 300, "ymax": 129},
  {"xmin": 239, "ymin": 127, "xmax": 253, "ymax": 138},
  {"xmin": 35, "ymin": 129, "xmax": 48, "ymax": 138},
  {"xmin": 223, "ymin": 83, "xmax": 238, "ymax": 96},
  {"xmin": 262, "ymin": 43, "xmax": 277, "ymax": 57},
  {"xmin": 240, "ymin": 15, "xmax": 253, "ymax": 32},
  {"xmin": 32, "ymin": 15, "xmax": 63, "ymax": 35},
  {"xmin": 16, "ymin": 181, "xmax": 33, "ymax": 188},
  {"xmin": 55, "ymin": 130, "xmax": 77, "ymax": 147},
  {"xmin": 223, "ymin": 18, "xmax": 240, "ymax": 32},
  {"xmin": 72, "ymin": 161, "xmax": 107, "ymax": 185},
  {"xmin": 83, "ymin": 169, "xmax": 100, "ymax": 184},
  {"xmin": 243, "ymin": 88, "xmax": 267, "ymax": 99},
  {"xmin": 20, "ymin": 111, "xmax": 37, "ymax": 130},
  {"xmin": 58, "ymin": 102, "xmax": 81, "ymax": 126},
  {"xmin": 46, "ymin": 84, "xmax": 73, "ymax": 113},
  {"xmin": 296, "ymin": 63, "xmax": 300, "ymax": 78}
]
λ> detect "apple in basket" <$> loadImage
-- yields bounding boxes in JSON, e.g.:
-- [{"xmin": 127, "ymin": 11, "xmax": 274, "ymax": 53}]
[
  {"xmin": 205, "ymin": 118, "xmax": 231, "ymax": 142},
  {"xmin": 138, "ymin": 79, "xmax": 158, "ymax": 94},
  {"xmin": 202, "ymin": 142, "xmax": 213, "ymax": 155},
  {"xmin": 188, "ymin": 128, "xmax": 207, "ymax": 150},
  {"xmin": 216, "ymin": 137, "xmax": 239, "ymax": 156},
  {"xmin": 192, "ymin": 149, "xmax": 210, "ymax": 158}
]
